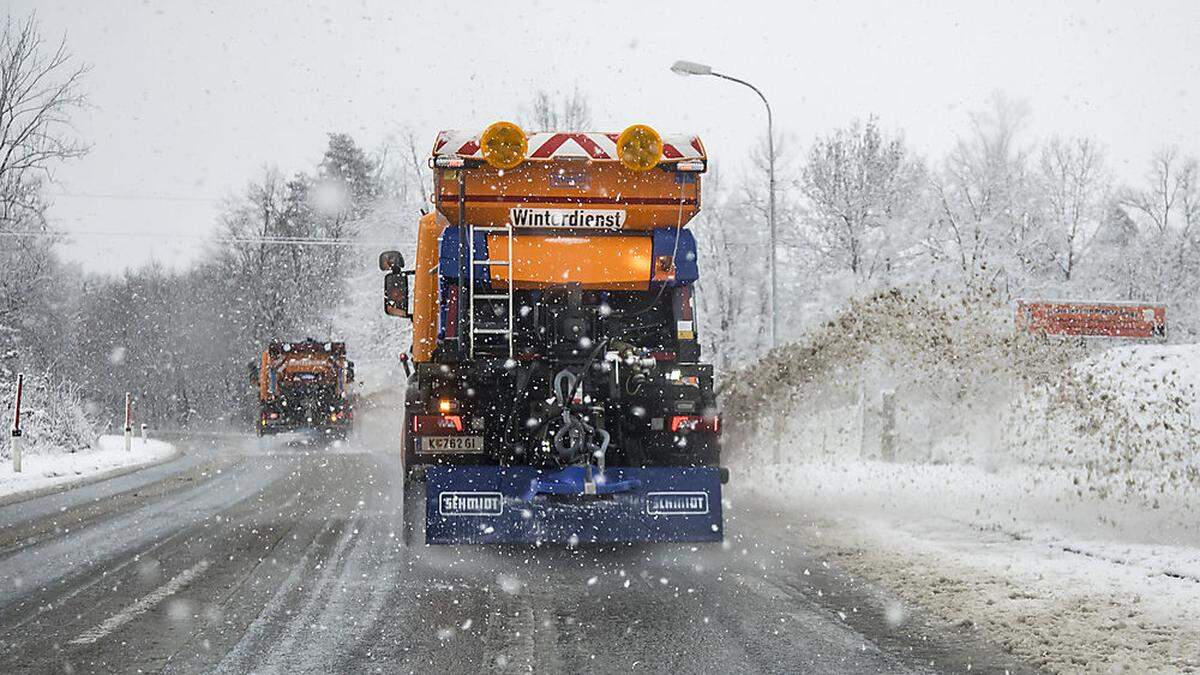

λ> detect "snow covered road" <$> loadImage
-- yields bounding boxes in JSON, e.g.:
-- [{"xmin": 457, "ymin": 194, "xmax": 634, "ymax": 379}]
[{"xmin": 0, "ymin": 433, "xmax": 1028, "ymax": 674}]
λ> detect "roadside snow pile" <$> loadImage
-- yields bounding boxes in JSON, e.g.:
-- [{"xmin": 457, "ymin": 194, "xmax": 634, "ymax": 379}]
[
  {"xmin": 723, "ymin": 289, "xmax": 1200, "ymax": 504},
  {"xmin": 738, "ymin": 461, "xmax": 1200, "ymax": 673},
  {"xmin": 1008, "ymin": 343, "xmax": 1200, "ymax": 502},
  {"xmin": 0, "ymin": 434, "xmax": 176, "ymax": 500}
]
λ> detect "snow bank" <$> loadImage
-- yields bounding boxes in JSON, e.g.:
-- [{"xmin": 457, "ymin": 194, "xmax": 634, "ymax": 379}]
[
  {"xmin": 739, "ymin": 460, "xmax": 1200, "ymax": 673},
  {"xmin": 0, "ymin": 434, "xmax": 177, "ymax": 502},
  {"xmin": 1007, "ymin": 343, "xmax": 1200, "ymax": 501}
]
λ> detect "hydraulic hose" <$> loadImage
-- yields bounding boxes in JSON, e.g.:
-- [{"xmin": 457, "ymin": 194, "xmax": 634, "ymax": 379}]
[{"xmin": 550, "ymin": 342, "xmax": 611, "ymax": 466}]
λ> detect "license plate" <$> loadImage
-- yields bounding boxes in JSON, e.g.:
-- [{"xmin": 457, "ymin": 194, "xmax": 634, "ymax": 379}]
[{"xmin": 418, "ymin": 436, "xmax": 484, "ymax": 454}]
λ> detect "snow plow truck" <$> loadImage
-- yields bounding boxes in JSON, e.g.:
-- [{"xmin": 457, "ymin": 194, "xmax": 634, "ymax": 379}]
[
  {"xmin": 379, "ymin": 122, "xmax": 726, "ymax": 545},
  {"xmin": 252, "ymin": 339, "xmax": 355, "ymax": 438}
]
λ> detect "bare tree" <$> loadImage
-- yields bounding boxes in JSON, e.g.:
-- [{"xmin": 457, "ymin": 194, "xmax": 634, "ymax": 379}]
[
  {"xmin": 0, "ymin": 13, "xmax": 88, "ymax": 222},
  {"xmin": 375, "ymin": 129, "xmax": 429, "ymax": 206},
  {"xmin": 526, "ymin": 87, "xmax": 592, "ymax": 130},
  {"xmin": 1038, "ymin": 136, "xmax": 1109, "ymax": 282},
  {"xmin": 0, "ymin": 13, "xmax": 87, "ymax": 349},
  {"xmin": 216, "ymin": 167, "xmax": 291, "ymax": 346},
  {"xmin": 1121, "ymin": 147, "xmax": 1199, "ymax": 236}
]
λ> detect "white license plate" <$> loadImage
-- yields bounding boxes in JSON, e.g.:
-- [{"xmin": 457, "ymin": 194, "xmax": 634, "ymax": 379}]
[{"xmin": 418, "ymin": 436, "xmax": 484, "ymax": 454}]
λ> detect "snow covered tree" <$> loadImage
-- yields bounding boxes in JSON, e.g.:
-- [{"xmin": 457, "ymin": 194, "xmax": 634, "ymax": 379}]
[
  {"xmin": 217, "ymin": 167, "xmax": 294, "ymax": 349},
  {"xmin": 926, "ymin": 93, "xmax": 1039, "ymax": 295},
  {"xmin": 304, "ymin": 134, "xmax": 380, "ymax": 335},
  {"xmin": 1036, "ymin": 136, "xmax": 1110, "ymax": 284},
  {"xmin": 693, "ymin": 169, "xmax": 771, "ymax": 375},
  {"xmin": 323, "ymin": 131, "xmax": 428, "ymax": 373},
  {"xmin": 798, "ymin": 117, "xmax": 922, "ymax": 288},
  {"xmin": 1109, "ymin": 148, "xmax": 1200, "ymax": 335},
  {"xmin": 0, "ymin": 13, "xmax": 96, "ymax": 449},
  {"xmin": 0, "ymin": 13, "xmax": 87, "ymax": 367}
]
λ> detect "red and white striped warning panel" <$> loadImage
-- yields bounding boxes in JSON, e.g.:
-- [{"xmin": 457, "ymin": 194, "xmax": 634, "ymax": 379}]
[{"xmin": 433, "ymin": 131, "xmax": 706, "ymax": 163}]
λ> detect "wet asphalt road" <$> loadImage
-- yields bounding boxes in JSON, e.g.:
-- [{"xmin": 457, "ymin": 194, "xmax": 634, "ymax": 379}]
[{"xmin": 0, "ymin": 430, "xmax": 1031, "ymax": 674}]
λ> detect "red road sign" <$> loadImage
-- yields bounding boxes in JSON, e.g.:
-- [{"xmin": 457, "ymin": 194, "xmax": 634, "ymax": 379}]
[{"xmin": 1016, "ymin": 300, "xmax": 1167, "ymax": 340}]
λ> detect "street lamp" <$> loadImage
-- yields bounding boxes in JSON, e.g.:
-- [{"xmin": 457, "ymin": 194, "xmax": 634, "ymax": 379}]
[{"xmin": 671, "ymin": 60, "xmax": 778, "ymax": 350}]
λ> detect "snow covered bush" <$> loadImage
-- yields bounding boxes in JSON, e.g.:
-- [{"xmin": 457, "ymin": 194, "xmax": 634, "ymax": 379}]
[{"xmin": 0, "ymin": 371, "xmax": 98, "ymax": 457}]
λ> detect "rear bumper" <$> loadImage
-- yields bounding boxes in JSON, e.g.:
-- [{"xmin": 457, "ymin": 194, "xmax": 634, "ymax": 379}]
[{"xmin": 422, "ymin": 465, "xmax": 724, "ymax": 545}]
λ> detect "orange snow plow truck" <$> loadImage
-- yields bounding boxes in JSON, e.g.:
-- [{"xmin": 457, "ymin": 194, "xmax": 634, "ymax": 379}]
[
  {"xmin": 252, "ymin": 339, "xmax": 355, "ymax": 438},
  {"xmin": 378, "ymin": 122, "xmax": 726, "ymax": 545}
]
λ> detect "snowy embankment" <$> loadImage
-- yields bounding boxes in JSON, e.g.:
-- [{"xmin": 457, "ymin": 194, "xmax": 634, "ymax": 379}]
[
  {"xmin": 723, "ymin": 292, "xmax": 1200, "ymax": 672},
  {"xmin": 741, "ymin": 460, "xmax": 1200, "ymax": 673},
  {"xmin": 0, "ymin": 434, "xmax": 177, "ymax": 502}
]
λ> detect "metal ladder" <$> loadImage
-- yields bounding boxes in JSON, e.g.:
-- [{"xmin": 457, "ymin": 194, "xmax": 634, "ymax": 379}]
[{"xmin": 467, "ymin": 223, "xmax": 515, "ymax": 359}]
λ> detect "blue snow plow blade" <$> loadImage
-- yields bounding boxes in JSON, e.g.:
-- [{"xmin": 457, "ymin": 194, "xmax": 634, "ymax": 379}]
[{"xmin": 424, "ymin": 466, "xmax": 724, "ymax": 545}]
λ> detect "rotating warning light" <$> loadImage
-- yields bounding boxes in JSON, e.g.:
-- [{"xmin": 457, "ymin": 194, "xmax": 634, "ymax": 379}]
[
  {"xmin": 480, "ymin": 121, "xmax": 527, "ymax": 170},
  {"xmin": 617, "ymin": 124, "xmax": 663, "ymax": 172}
]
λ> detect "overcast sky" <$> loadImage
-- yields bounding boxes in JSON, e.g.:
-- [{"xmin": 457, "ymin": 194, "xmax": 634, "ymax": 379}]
[{"xmin": 11, "ymin": 0, "xmax": 1200, "ymax": 274}]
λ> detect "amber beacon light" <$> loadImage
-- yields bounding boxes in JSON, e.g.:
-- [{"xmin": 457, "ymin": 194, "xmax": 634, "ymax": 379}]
[
  {"xmin": 480, "ymin": 121, "xmax": 528, "ymax": 170},
  {"xmin": 616, "ymin": 124, "xmax": 663, "ymax": 172}
]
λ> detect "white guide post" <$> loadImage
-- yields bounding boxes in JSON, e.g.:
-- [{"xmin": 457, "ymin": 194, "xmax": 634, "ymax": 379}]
[
  {"xmin": 11, "ymin": 373, "xmax": 24, "ymax": 473},
  {"xmin": 124, "ymin": 392, "xmax": 133, "ymax": 452}
]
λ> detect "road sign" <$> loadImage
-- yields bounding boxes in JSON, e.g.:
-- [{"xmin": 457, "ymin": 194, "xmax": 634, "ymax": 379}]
[{"xmin": 1016, "ymin": 300, "xmax": 1167, "ymax": 340}]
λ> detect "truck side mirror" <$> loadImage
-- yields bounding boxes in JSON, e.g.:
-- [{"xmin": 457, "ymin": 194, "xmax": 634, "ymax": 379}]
[
  {"xmin": 384, "ymin": 270, "xmax": 410, "ymax": 318},
  {"xmin": 248, "ymin": 361, "xmax": 258, "ymax": 384},
  {"xmin": 346, "ymin": 360, "xmax": 356, "ymax": 382},
  {"xmin": 379, "ymin": 250, "xmax": 405, "ymax": 272}
]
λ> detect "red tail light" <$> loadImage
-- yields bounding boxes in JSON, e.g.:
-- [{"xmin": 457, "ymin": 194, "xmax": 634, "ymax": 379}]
[
  {"xmin": 670, "ymin": 415, "xmax": 720, "ymax": 433},
  {"xmin": 412, "ymin": 414, "xmax": 463, "ymax": 433}
]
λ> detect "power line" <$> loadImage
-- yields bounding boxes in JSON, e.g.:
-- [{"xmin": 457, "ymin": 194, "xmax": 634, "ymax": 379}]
[
  {"xmin": 45, "ymin": 191, "xmax": 224, "ymax": 204},
  {"xmin": 0, "ymin": 229, "xmax": 400, "ymax": 248}
]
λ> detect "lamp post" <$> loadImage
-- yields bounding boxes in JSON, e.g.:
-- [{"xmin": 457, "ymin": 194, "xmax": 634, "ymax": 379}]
[{"xmin": 671, "ymin": 60, "xmax": 777, "ymax": 349}]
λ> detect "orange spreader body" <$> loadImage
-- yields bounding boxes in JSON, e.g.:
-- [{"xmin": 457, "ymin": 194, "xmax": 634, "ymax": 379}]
[
  {"xmin": 485, "ymin": 234, "xmax": 653, "ymax": 291},
  {"xmin": 434, "ymin": 162, "xmax": 699, "ymax": 229},
  {"xmin": 410, "ymin": 128, "xmax": 708, "ymax": 363}
]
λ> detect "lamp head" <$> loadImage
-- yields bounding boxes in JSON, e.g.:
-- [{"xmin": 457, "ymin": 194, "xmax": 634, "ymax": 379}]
[{"xmin": 670, "ymin": 60, "xmax": 713, "ymax": 76}]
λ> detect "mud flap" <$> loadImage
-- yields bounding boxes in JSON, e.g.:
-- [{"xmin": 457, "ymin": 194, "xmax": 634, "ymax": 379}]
[{"xmin": 424, "ymin": 466, "xmax": 724, "ymax": 545}]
